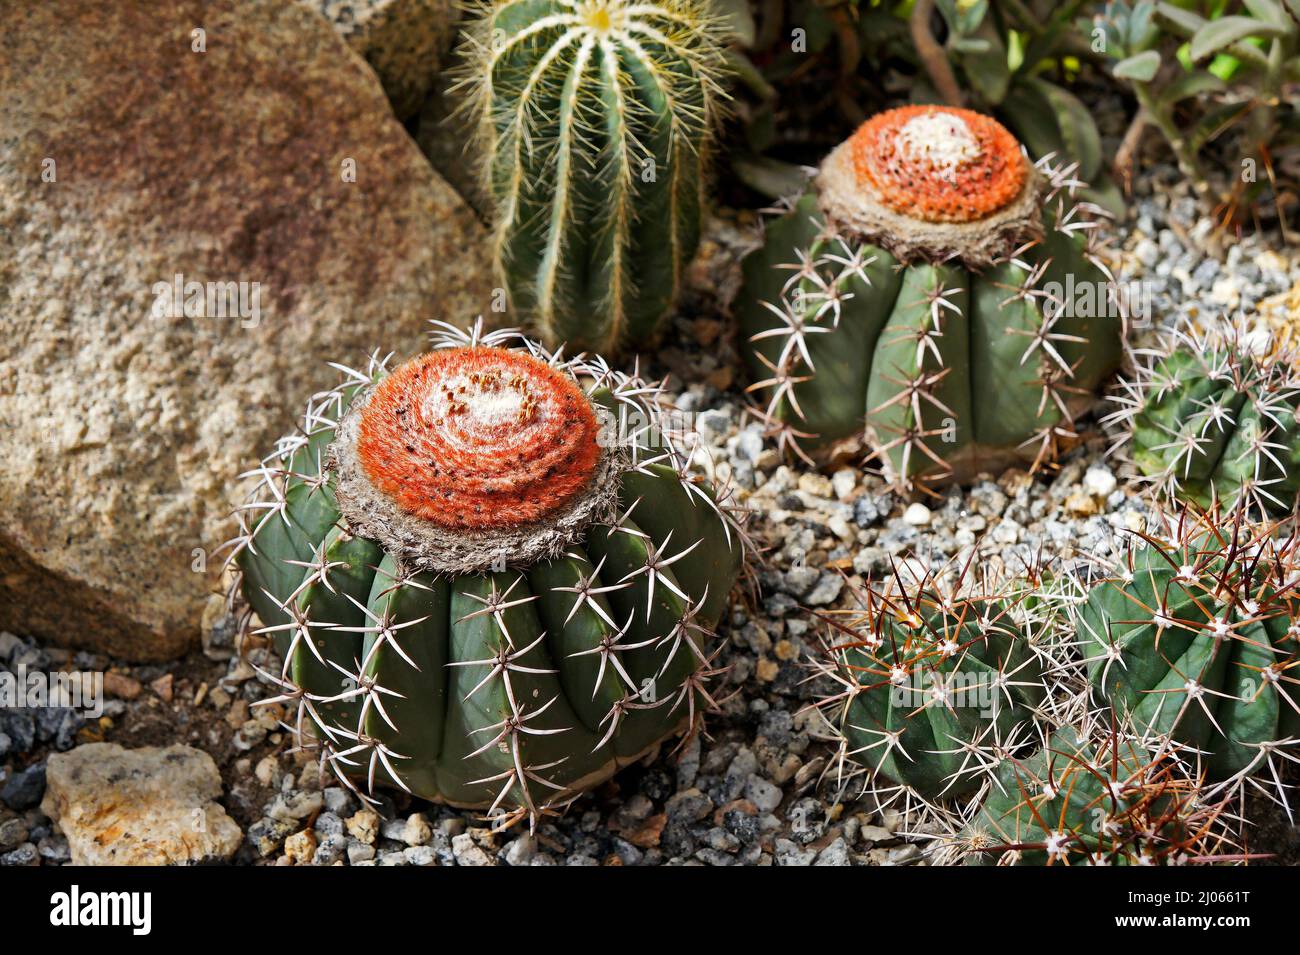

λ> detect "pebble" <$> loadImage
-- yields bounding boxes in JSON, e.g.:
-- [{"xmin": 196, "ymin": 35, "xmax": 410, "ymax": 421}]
[{"xmin": 902, "ymin": 502, "xmax": 932, "ymax": 526}]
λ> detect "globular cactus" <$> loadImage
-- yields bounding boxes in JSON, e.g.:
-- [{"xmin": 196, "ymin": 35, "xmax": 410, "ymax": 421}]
[
  {"xmin": 812, "ymin": 562, "xmax": 1050, "ymax": 808},
  {"xmin": 944, "ymin": 722, "xmax": 1241, "ymax": 866},
  {"xmin": 458, "ymin": 0, "xmax": 727, "ymax": 354},
  {"xmin": 1072, "ymin": 506, "xmax": 1300, "ymax": 803},
  {"xmin": 227, "ymin": 321, "xmax": 746, "ymax": 828},
  {"xmin": 1108, "ymin": 318, "xmax": 1300, "ymax": 519},
  {"xmin": 737, "ymin": 105, "xmax": 1124, "ymax": 491}
]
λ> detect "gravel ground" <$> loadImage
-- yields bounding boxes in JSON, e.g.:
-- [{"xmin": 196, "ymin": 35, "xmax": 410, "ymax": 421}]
[{"xmin": 3, "ymin": 163, "xmax": 1300, "ymax": 866}]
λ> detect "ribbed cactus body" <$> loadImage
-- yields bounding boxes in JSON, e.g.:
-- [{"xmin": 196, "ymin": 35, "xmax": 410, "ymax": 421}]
[
  {"xmin": 738, "ymin": 106, "xmax": 1123, "ymax": 490},
  {"xmin": 465, "ymin": 0, "xmax": 723, "ymax": 354},
  {"xmin": 1120, "ymin": 323, "xmax": 1300, "ymax": 518},
  {"xmin": 955, "ymin": 727, "xmax": 1216, "ymax": 866},
  {"xmin": 817, "ymin": 578, "xmax": 1046, "ymax": 801},
  {"xmin": 1077, "ymin": 514, "xmax": 1300, "ymax": 783},
  {"xmin": 233, "ymin": 325, "xmax": 743, "ymax": 825}
]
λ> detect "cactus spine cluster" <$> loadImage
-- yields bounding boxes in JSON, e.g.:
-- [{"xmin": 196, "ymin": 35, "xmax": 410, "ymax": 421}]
[
  {"xmin": 228, "ymin": 322, "xmax": 745, "ymax": 828},
  {"xmin": 459, "ymin": 0, "xmax": 726, "ymax": 355},
  {"xmin": 947, "ymin": 723, "xmax": 1239, "ymax": 866},
  {"xmin": 737, "ymin": 105, "xmax": 1123, "ymax": 491},
  {"xmin": 1073, "ymin": 506, "xmax": 1300, "ymax": 795},
  {"xmin": 814, "ymin": 564, "xmax": 1048, "ymax": 806},
  {"xmin": 1109, "ymin": 318, "xmax": 1300, "ymax": 519}
]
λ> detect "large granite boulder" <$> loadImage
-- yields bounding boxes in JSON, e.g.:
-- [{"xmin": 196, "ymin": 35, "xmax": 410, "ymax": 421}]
[{"xmin": 0, "ymin": 0, "xmax": 492, "ymax": 660}]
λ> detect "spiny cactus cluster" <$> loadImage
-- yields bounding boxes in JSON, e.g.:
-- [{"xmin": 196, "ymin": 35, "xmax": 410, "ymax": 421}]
[
  {"xmin": 737, "ymin": 105, "xmax": 1124, "ymax": 492},
  {"xmin": 458, "ymin": 0, "xmax": 727, "ymax": 355},
  {"xmin": 227, "ymin": 321, "xmax": 746, "ymax": 829},
  {"xmin": 1108, "ymin": 317, "xmax": 1300, "ymax": 519},
  {"xmin": 812, "ymin": 560, "xmax": 1051, "ymax": 812},
  {"xmin": 942, "ymin": 723, "xmax": 1242, "ymax": 866},
  {"xmin": 1070, "ymin": 505, "xmax": 1300, "ymax": 802}
]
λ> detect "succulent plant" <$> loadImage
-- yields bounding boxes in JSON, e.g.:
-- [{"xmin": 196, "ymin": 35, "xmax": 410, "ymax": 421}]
[
  {"xmin": 944, "ymin": 722, "xmax": 1241, "ymax": 866},
  {"xmin": 1109, "ymin": 318, "xmax": 1300, "ymax": 519},
  {"xmin": 457, "ymin": 0, "xmax": 727, "ymax": 355},
  {"xmin": 1072, "ymin": 506, "xmax": 1300, "ymax": 801},
  {"xmin": 227, "ymin": 321, "xmax": 746, "ymax": 828},
  {"xmin": 737, "ymin": 105, "xmax": 1124, "ymax": 492},
  {"xmin": 812, "ymin": 562, "xmax": 1050, "ymax": 806}
]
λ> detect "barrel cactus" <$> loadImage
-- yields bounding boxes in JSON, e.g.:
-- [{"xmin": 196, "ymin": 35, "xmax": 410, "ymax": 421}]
[
  {"xmin": 1073, "ymin": 506, "xmax": 1300, "ymax": 799},
  {"xmin": 737, "ymin": 105, "xmax": 1124, "ymax": 490},
  {"xmin": 458, "ymin": 0, "xmax": 727, "ymax": 354},
  {"xmin": 228, "ymin": 321, "xmax": 745, "ymax": 828},
  {"xmin": 945, "ymin": 723, "xmax": 1238, "ymax": 866},
  {"xmin": 813, "ymin": 565, "xmax": 1049, "ymax": 805},
  {"xmin": 1109, "ymin": 318, "xmax": 1300, "ymax": 519}
]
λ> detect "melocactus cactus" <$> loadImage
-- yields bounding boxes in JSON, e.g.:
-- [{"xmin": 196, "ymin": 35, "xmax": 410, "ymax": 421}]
[
  {"xmin": 458, "ymin": 0, "xmax": 727, "ymax": 354},
  {"xmin": 228, "ymin": 322, "xmax": 745, "ymax": 827},
  {"xmin": 1074, "ymin": 506, "xmax": 1300, "ymax": 796},
  {"xmin": 737, "ymin": 105, "xmax": 1124, "ymax": 490},
  {"xmin": 945, "ymin": 724, "xmax": 1239, "ymax": 866},
  {"xmin": 1109, "ymin": 318, "xmax": 1300, "ymax": 519},
  {"xmin": 813, "ymin": 564, "xmax": 1049, "ymax": 805}
]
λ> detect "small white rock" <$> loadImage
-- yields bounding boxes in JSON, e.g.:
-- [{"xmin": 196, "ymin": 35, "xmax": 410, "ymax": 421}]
[
  {"xmin": 902, "ymin": 503, "xmax": 932, "ymax": 526},
  {"xmin": 1083, "ymin": 467, "xmax": 1117, "ymax": 498}
]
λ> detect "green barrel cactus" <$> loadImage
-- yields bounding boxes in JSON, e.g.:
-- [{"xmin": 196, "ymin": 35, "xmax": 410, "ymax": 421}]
[
  {"xmin": 458, "ymin": 0, "xmax": 726, "ymax": 355},
  {"xmin": 1074, "ymin": 506, "xmax": 1300, "ymax": 794},
  {"xmin": 948, "ymin": 724, "xmax": 1235, "ymax": 866},
  {"xmin": 814, "ymin": 567, "xmax": 1048, "ymax": 803},
  {"xmin": 738, "ymin": 104, "xmax": 1123, "ymax": 491},
  {"xmin": 229, "ymin": 321, "xmax": 745, "ymax": 827},
  {"xmin": 1110, "ymin": 318, "xmax": 1300, "ymax": 519}
]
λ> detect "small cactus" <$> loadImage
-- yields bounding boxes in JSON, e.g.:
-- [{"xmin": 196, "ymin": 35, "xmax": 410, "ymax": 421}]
[
  {"xmin": 737, "ymin": 105, "xmax": 1124, "ymax": 491},
  {"xmin": 458, "ymin": 0, "xmax": 727, "ymax": 354},
  {"xmin": 944, "ymin": 722, "xmax": 1241, "ymax": 866},
  {"xmin": 1108, "ymin": 318, "xmax": 1300, "ymax": 519},
  {"xmin": 1072, "ymin": 506, "xmax": 1300, "ymax": 803},
  {"xmin": 812, "ymin": 562, "xmax": 1050, "ymax": 807},
  {"xmin": 227, "ymin": 321, "xmax": 746, "ymax": 828}
]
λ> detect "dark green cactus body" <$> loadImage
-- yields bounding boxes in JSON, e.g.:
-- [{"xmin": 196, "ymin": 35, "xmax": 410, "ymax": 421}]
[
  {"xmin": 234, "ymin": 331, "xmax": 743, "ymax": 823},
  {"xmin": 1078, "ymin": 522, "xmax": 1300, "ymax": 782},
  {"xmin": 1126, "ymin": 330, "xmax": 1300, "ymax": 517},
  {"xmin": 824, "ymin": 588, "xmax": 1045, "ymax": 800},
  {"xmin": 469, "ymin": 0, "xmax": 723, "ymax": 354},
  {"xmin": 956, "ymin": 728, "xmax": 1211, "ymax": 866},
  {"xmin": 739, "ymin": 186, "xmax": 1121, "ymax": 487}
]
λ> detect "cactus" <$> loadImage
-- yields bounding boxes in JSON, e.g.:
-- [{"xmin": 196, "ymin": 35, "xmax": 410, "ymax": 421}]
[
  {"xmin": 227, "ymin": 321, "xmax": 746, "ymax": 828},
  {"xmin": 812, "ymin": 562, "xmax": 1050, "ymax": 807},
  {"xmin": 737, "ymin": 105, "xmax": 1124, "ymax": 491},
  {"xmin": 1108, "ymin": 318, "xmax": 1300, "ymax": 519},
  {"xmin": 1072, "ymin": 505, "xmax": 1300, "ymax": 803},
  {"xmin": 945, "ymin": 722, "xmax": 1241, "ymax": 866},
  {"xmin": 458, "ymin": 0, "xmax": 727, "ymax": 354}
]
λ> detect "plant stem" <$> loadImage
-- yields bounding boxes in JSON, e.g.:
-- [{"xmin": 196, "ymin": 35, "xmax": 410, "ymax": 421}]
[
  {"xmin": 911, "ymin": 0, "xmax": 964, "ymax": 108},
  {"xmin": 1133, "ymin": 83, "xmax": 1206, "ymax": 193}
]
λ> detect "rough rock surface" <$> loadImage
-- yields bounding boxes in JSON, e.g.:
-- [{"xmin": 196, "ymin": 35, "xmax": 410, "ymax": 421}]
[
  {"xmin": 41, "ymin": 743, "xmax": 242, "ymax": 865},
  {"xmin": 0, "ymin": 0, "xmax": 492, "ymax": 660},
  {"xmin": 310, "ymin": 0, "xmax": 461, "ymax": 119}
]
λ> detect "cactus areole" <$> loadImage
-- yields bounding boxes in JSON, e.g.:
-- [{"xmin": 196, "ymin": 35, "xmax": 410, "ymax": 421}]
[
  {"xmin": 738, "ymin": 105, "xmax": 1122, "ymax": 491},
  {"xmin": 231, "ymin": 323, "xmax": 745, "ymax": 826},
  {"xmin": 819, "ymin": 106, "xmax": 1043, "ymax": 267}
]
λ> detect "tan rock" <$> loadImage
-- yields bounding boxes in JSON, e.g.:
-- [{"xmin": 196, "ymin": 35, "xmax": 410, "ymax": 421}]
[
  {"xmin": 310, "ymin": 0, "xmax": 461, "ymax": 119},
  {"xmin": 0, "ymin": 0, "xmax": 491, "ymax": 660},
  {"xmin": 41, "ymin": 743, "xmax": 242, "ymax": 865}
]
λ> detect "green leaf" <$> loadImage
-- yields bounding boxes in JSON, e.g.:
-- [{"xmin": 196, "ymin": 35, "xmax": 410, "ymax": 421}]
[
  {"xmin": 1243, "ymin": 0, "xmax": 1290, "ymax": 28},
  {"xmin": 1113, "ymin": 49, "xmax": 1162, "ymax": 81},
  {"xmin": 1189, "ymin": 16, "xmax": 1289, "ymax": 61},
  {"xmin": 1159, "ymin": 70, "xmax": 1226, "ymax": 106},
  {"xmin": 710, "ymin": 0, "xmax": 756, "ymax": 47},
  {"xmin": 730, "ymin": 154, "xmax": 811, "ymax": 200}
]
